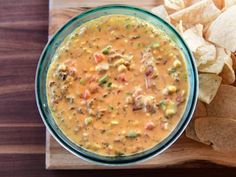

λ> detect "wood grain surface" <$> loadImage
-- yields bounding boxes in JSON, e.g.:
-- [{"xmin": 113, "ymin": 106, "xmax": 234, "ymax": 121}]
[
  {"xmin": 0, "ymin": 0, "xmax": 236, "ymax": 176},
  {"xmin": 47, "ymin": 0, "xmax": 236, "ymax": 170},
  {"xmin": 47, "ymin": 131, "xmax": 236, "ymax": 169}
]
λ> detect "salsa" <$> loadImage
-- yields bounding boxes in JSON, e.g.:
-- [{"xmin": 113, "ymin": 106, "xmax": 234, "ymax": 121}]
[{"xmin": 46, "ymin": 15, "xmax": 189, "ymax": 156}]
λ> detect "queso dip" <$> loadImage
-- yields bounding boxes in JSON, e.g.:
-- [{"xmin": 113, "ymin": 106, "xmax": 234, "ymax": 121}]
[{"xmin": 46, "ymin": 15, "xmax": 189, "ymax": 156}]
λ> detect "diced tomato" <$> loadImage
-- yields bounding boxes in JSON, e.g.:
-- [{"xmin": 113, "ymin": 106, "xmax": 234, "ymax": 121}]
[
  {"xmin": 145, "ymin": 121, "xmax": 155, "ymax": 130},
  {"xmin": 94, "ymin": 53, "xmax": 104, "ymax": 63},
  {"xmin": 117, "ymin": 73, "xmax": 126, "ymax": 82},
  {"xmin": 83, "ymin": 89, "xmax": 91, "ymax": 99},
  {"xmin": 89, "ymin": 83, "xmax": 99, "ymax": 94}
]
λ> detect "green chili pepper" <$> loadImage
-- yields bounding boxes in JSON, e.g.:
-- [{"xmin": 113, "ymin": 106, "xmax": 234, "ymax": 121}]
[
  {"xmin": 159, "ymin": 100, "xmax": 167, "ymax": 111},
  {"xmin": 168, "ymin": 67, "xmax": 176, "ymax": 75},
  {"xmin": 102, "ymin": 45, "xmax": 112, "ymax": 55},
  {"xmin": 84, "ymin": 117, "xmax": 92, "ymax": 125},
  {"xmin": 127, "ymin": 130, "xmax": 138, "ymax": 138},
  {"xmin": 107, "ymin": 82, "xmax": 112, "ymax": 88},
  {"xmin": 108, "ymin": 104, "xmax": 114, "ymax": 111},
  {"xmin": 151, "ymin": 42, "xmax": 160, "ymax": 49},
  {"xmin": 99, "ymin": 74, "xmax": 109, "ymax": 85},
  {"xmin": 79, "ymin": 78, "xmax": 86, "ymax": 85}
]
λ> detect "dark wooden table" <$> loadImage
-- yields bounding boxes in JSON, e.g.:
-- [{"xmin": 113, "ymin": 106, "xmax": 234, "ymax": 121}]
[{"xmin": 0, "ymin": 0, "xmax": 235, "ymax": 176}]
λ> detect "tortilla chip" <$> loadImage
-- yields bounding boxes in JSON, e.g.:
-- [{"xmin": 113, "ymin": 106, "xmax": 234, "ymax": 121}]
[
  {"xmin": 186, "ymin": 100, "xmax": 208, "ymax": 141},
  {"xmin": 220, "ymin": 63, "xmax": 235, "ymax": 84},
  {"xmin": 224, "ymin": 0, "xmax": 236, "ymax": 9},
  {"xmin": 182, "ymin": 24, "xmax": 217, "ymax": 66},
  {"xmin": 206, "ymin": 5, "xmax": 236, "ymax": 52},
  {"xmin": 224, "ymin": 49, "xmax": 233, "ymax": 65},
  {"xmin": 206, "ymin": 85, "xmax": 236, "ymax": 118},
  {"xmin": 184, "ymin": 0, "xmax": 224, "ymax": 9},
  {"xmin": 231, "ymin": 52, "xmax": 236, "ymax": 70},
  {"xmin": 151, "ymin": 5, "xmax": 170, "ymax": 23},
  {"xmin": 233, "ymin": 81, "xmax": 236, "ymax": 87},
  {"xmin": 183, "ymin": 24, "xmax": 205, "ymax": 52},
  {"xmin": 175, "ymin": 20, "xmax": 184, "ymax": 34},
  {"xmin": 220, "ymin": 53, "xmax": 236, "ymax": 84},
  {"xmin": 193, "ymin": 100, "xmax": 207, "ymax": 118},
  {"xmin": 203, "ymin": 22, "xmax": 211, "ymax": 35},
  {"xmin": 170, "ymin": 0, "xmax": 221, "ymax": 26},
  {"xmin": 195, "ymin": 117, "xmax": 236, "ymax": 151},
  {"xmin": 185, "ymin": 119, "xmax": 201, "ymax": 142},
  {"xmin": 213, "ymin": 0, "xmax": 225, "ymax": 9},
  {"xmin": 164, "ymin": 0, "xmax": 185, "ymax": 11},
  {"xmin": 184, "ymin": 0, "xmax": 195, "ymax": 6},
  {"xmin": 194, "ymin": 42, "xmax": 216, "ymax": 66},
  {"xmin": 198, "ymin": 73, "xmax": 222, "ymax": 104},
  {"xmin": 198, "ymin": 47, "xmax": 226, "ymax": 74}
]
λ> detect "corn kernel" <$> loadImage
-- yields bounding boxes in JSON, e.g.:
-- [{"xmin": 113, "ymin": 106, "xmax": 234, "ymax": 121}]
[
  {"xmin": 118, "ymin": 64, "xmax": 127, "ymax": 72},
  {"xmin": 58, "ymin": 64, "xmax": 67, "ymax": 71},
  {"xmin": 111, "ymin": 120, "xmax": 119, "ymax": 125},
  {"xmin": 173, "ymin": 59, "xmax": 181, "ymax": 68},
  {"xmin": 84, "ymin": 117, "xmax": 92, "ymax": 125},
  {"xmin": 114, "ymin": 59, "xmax": 125, "ymax": 66},
  {"xmin": 90, "ymin": 143, "xmax": 101, "ymax": 151},
  {"xmin": 111, "ymin": 84, "xmax": 118, "ymax": 88},
  {"xmin": 167, "ymin": 85, "xmax": 177, "ymax": 93},
  {"xmin": 165, "ymin": 108, "xmax": 176, "ymax": 117}
]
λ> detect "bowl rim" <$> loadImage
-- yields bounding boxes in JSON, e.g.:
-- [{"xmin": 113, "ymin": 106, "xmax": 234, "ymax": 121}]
[{"xmin": 35, "ymin": 4, "xmax": 199, "ymax": 166}]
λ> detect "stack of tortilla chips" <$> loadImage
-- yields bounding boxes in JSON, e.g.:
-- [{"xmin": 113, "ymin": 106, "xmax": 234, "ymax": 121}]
[{"xmin": 152, "ymin": 0, "xmax": 236, "ymax": 152}]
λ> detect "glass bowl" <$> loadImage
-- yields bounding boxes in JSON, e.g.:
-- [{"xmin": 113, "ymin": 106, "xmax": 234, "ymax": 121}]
[{"xmin": 35, "ymin": 4, "xmax": 198, "ymax": 166}]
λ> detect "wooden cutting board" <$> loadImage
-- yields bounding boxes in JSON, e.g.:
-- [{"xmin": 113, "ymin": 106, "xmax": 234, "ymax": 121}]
[{"xmin": 46, "ymin": 0, "xmax": 236, "ymax": 169}]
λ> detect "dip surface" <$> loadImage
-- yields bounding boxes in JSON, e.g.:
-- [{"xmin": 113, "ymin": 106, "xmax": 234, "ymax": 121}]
[{"xmin": 46, "ymin": 15, "xmax": 189, "ymax": 156}]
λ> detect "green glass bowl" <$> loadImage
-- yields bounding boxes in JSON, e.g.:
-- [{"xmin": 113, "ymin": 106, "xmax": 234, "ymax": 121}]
[{"xmin": 35, "ymin": 4, "xmax": 198, "ymax": 166}]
